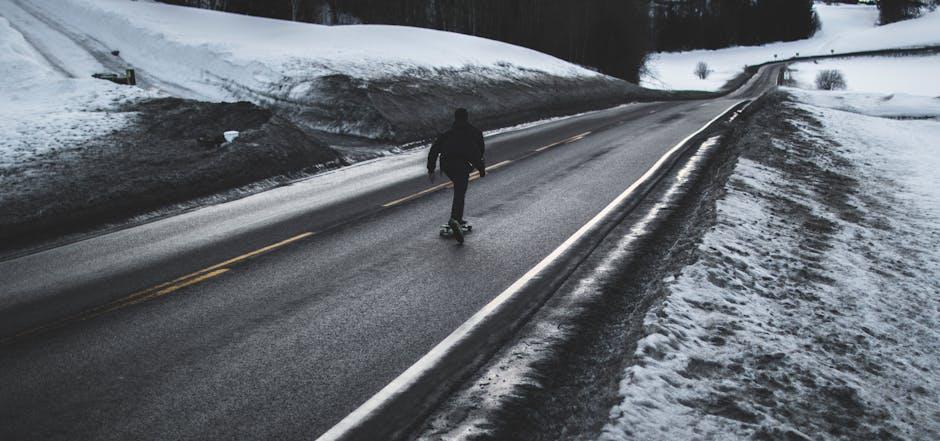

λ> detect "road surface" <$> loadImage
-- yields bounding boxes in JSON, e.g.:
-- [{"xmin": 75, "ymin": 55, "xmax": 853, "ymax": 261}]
[{"xmin": 0, "ymin": 65, "xmax": 781, "ymax": 439}]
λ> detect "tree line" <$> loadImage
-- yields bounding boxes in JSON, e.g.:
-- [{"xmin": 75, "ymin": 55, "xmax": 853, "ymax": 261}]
[
  {"xmin": 159, "ymin": 0, "xmax": 821, "ymax": 82},
  {"xmin": 877, "ymin": 0, "xmax": 938, "ymax": 24},
  {"xmin": 651, "ymin": 0, "xmax": 818, "ymax": 52},
  {"xmin": 336, "ymin": 0, "xmax": 651, "ymax": 82}
]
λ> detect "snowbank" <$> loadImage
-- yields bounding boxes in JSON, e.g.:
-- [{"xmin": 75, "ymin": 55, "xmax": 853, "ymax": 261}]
[
  {"xmin": 0, "ymin": 14, "xmax": 156, "ymax": 172},
  {"xmin": 600, "ymin": 92, "xmax": 940, "ymax": 440},
  {"xmin": 644, "ymin": 4, "xmax": 940, "ymax": 91},
  {"xmin": 9, "ymin": 0, "xmax": 638, "ymax": 141}
]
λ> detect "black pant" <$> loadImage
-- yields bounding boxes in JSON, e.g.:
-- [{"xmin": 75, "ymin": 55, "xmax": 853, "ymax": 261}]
[{"xmin": 444, "ymin": 170, "xmax": 469, "ymax": 221}]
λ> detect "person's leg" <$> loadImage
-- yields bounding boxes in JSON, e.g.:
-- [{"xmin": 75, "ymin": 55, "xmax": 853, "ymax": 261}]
[{"xmin": 450, "ymin": 172, "xmax": 469, "ymax": 221}]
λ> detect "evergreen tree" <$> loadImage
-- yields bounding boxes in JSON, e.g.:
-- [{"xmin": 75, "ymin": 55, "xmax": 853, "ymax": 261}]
[{"xmin": 878, "ymin": 0, "xmax": 925, "ymax": 24}]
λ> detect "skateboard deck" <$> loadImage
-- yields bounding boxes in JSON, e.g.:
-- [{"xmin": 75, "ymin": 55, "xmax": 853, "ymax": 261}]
[{"xmin": 439, "ymin": 223, "xmax": 472, "ymax": 237}]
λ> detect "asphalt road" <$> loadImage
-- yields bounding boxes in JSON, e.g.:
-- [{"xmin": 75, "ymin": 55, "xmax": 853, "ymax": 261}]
[{"xmin": 0, "ymin": 65, "xmax": 780, "ymax": 440}]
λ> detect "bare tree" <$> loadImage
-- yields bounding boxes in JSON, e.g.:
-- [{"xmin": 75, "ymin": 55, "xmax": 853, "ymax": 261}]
[
  {"xmin": 694, "ymin": 61, "xmax": 710, "ymax": 80},
  {"xmin": 329, "ymin": 0, "xmax": 339, "ymax": 24},
  {"xmin": 290, "ymin": 0, "xmax": 302, "ymax": 21},
  {"xmin": 815, "ymin": 69, "xmax": 847, "ymax": 90}
]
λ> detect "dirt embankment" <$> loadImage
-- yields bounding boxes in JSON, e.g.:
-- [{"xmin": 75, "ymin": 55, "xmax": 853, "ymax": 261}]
[
  {"xmin": 235, "ymin": 68, "xmax": 698, "ymax": 144},
  {"xmin": 329, "ymin": 71, "xmax": 679, "ymax": 142},
  {"xmin": 0, "ymin": 98, "xmax": 339, "ymax": 251}
]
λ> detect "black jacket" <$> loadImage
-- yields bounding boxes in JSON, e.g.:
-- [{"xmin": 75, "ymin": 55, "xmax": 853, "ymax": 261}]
[{"xmin": 427, "ymin": 121, "xmax": 485, "ymax": 175}]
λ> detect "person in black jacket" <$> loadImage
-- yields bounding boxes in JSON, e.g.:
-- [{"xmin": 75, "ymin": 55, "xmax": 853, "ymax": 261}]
[{"xmin": 427, "ymin": 108, "xmax": 486, "ymax": 243}]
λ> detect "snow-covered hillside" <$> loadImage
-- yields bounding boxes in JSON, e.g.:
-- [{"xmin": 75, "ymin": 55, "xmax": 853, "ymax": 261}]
[
  {"xmin": 785, "ymin": 51, "xmax": 940, "ymax": 118},
  {"xmin": 39, "ymin": 0, "xmax": 597, "ymax": 86},
  {"xmin": 1, "ymin": 0, "xmax": 632, "ymax": 141},
  {"xmin": 644, "ymin": 3, "xmax": 940, "ymax": 91},
  {"xmin": 0, "ymin": 13, "xmax": 156, "ymax": 171}
]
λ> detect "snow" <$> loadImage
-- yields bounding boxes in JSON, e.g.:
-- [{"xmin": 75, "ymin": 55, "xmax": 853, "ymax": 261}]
[
  {"xmin": 785, "ymin": 87, "xmax": 940, "ymax": 119},
  {"xmin": 600, "ymin": 92, "xmax": 940, "ymax": 439},
  {"xmin": 0, "ymin": 0, "xmax": 103, "ymax": 79},
  {"xmin": 9, "ymin": 0, "xmax": 599, "ymax": 104},
  {"xmin": 643, "ymin": 4, "xmax": 940, "ymax": 92},
  {"xmin": 783, "ymin": 54, "xmax": 940, "ymax": 119},
  {"xmin": 0, "ymin": 13, "xmax": 156, "ymax": 171},
  {"xmin": 788, "ymin": 55, "xmax": 940, "ymax": 96}
]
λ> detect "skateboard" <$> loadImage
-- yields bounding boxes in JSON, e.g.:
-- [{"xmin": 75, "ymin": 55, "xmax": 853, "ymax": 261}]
[{"xmin": 439, "ymin": 222, "xmax": 472, "ymax": 237}]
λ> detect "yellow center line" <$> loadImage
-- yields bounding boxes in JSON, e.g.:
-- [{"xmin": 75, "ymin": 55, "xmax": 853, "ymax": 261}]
[
  {"xmin": 565, "ymin": 131, "xmax": 592, "ymax": 143},
  {"xmin": 89, "ymin": 268, "xmax": 229, "ymax": 318},
  {"xmin": 116, "ymin": 231, "xmax": 316, "ymax": 305},
  {"xmin": 194, "ymin": 232, "xmax": 314, "ymax": 276},
  {"xmin": 156, "ymin": 269, "xmax": 229, "ymax": 295},
  {"xmin": 534, "ymin": 140, "xmax": 565, "ymax": 152},
  {"xmin": 96, "ymin": 269, "xmax": 231, "ymax": 317},
  {"xmin": 2, "ymin": 232, "xmax": 314, "ymax": 345},
  {"xmin": 534, "ymin": 130, "xmax": 592, "ymax": 152},
  {"xmin": 382, "ymin": 181, "xmax": 454, "ymax": 208}
]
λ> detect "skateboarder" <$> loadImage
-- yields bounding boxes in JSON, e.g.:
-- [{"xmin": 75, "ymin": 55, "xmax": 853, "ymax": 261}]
[{"xmin": 427, "ymin": 108, "xmax": 486, "ymax": 243}]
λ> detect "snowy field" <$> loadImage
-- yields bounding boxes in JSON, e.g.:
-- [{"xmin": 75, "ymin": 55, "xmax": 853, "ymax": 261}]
[
  {"xmin": 787, "ymin": 53, "xmax": 940, "ymax": 119},
  {"xmin": 601, "ymin": 91, "xmax": 940, "ymax": 439},
  {"xmin": 789, "ymin": 55, "xmax": 940, "ymax": 96},
  {"xmin": 643, "ymin": 4, "xmax": 940, "ymax": 91}
]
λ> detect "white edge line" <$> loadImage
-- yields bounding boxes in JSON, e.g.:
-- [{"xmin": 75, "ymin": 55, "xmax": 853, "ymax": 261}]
[{"xmin": 317, "ymin": 100, "xmax": 746, "ymax": 441}]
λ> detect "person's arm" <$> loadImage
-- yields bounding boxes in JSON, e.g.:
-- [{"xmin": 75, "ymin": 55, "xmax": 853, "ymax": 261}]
[
  {"xmin": 475, "ymin": 130, "xmax": 486, "ymax": 177},
  {"xmin": 427, "ymin": 134, "xmax": 443, "ymax": 174}
]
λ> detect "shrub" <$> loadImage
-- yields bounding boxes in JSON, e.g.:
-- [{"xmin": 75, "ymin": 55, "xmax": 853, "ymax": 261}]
[
  {"xmin": 815, "ymin": 69, "xmax": 846, "ymax": 90},
  {"xmin": 694, "ymin": 61, "xmax": 710, "ymax": 80}
]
